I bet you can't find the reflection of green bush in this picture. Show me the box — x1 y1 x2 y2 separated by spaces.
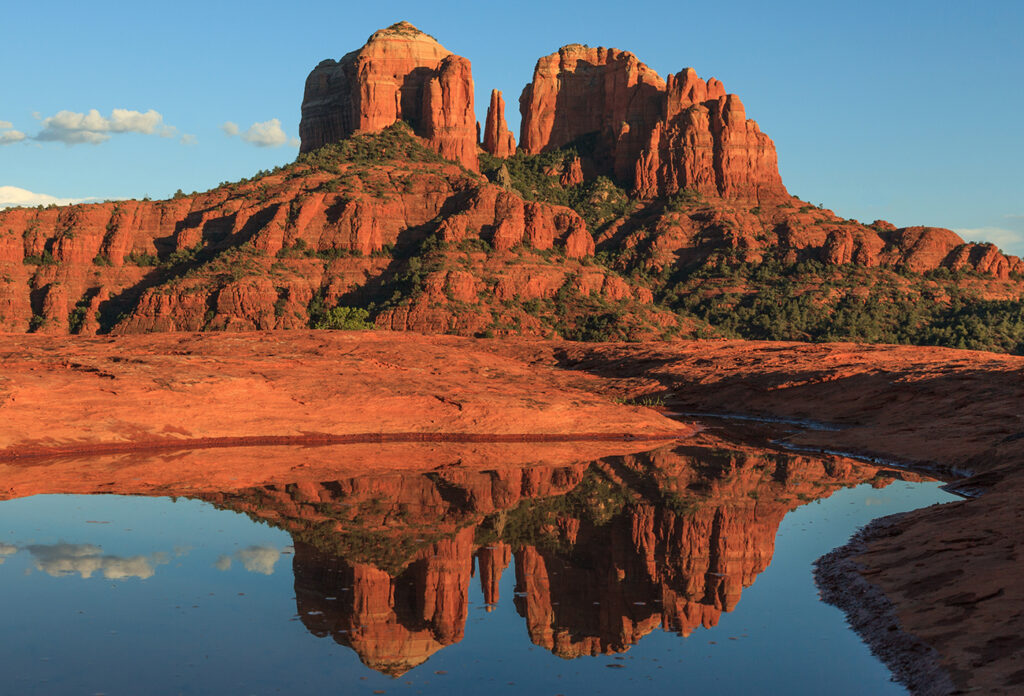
495 468 632 552
291 526 440 576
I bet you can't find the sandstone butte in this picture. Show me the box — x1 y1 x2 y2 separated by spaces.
300 21 478 171
0 21 1021 338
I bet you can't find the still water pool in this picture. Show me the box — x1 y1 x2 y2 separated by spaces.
0 444 959 695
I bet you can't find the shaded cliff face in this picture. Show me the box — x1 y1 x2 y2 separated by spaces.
517 45 787 203
299 22 477 171
201 442 926 672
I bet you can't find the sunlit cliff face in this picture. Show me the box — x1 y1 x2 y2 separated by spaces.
200 442 920 673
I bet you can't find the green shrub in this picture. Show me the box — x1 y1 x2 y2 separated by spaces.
312 305 375 331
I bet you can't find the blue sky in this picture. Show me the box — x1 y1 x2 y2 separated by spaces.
2 0 1022 254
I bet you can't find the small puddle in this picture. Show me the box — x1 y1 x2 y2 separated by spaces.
0 442 958 694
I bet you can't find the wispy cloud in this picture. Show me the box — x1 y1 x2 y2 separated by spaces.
34 108 175 145
953 227 1024 256
0 186 92 209
222 118 298 148
180 133 198 146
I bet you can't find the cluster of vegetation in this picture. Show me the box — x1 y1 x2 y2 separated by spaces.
307 291 376 330
23 250 56 266
664 258 1024 354
294 121 445 175
478 135 633 233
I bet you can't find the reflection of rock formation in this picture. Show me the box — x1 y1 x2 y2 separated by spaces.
202 443 925 672
293 526 475 676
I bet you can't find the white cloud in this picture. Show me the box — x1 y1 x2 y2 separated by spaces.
953 227 1024 257
0 130 25 145
237 545 281 575
180 133 198 146
222 118 296 148
34 108 173 145
0 186 91 209
0 121 12 129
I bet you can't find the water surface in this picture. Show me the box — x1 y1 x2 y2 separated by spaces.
0 443 959 695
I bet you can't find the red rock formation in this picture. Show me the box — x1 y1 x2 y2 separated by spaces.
559 157 584 187
299 22 477 170
482 90 516 158
0 28 1019 340
518 46 788 203
634 75 786 202
519 45 666 182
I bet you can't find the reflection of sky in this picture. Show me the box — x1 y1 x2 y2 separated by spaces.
0 540 289 580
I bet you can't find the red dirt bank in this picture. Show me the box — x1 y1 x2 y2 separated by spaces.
0 331 689 459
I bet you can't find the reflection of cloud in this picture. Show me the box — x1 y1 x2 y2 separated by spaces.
23 543 167 580
213 546 283 574
237 546 281 575
0 543 16 555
